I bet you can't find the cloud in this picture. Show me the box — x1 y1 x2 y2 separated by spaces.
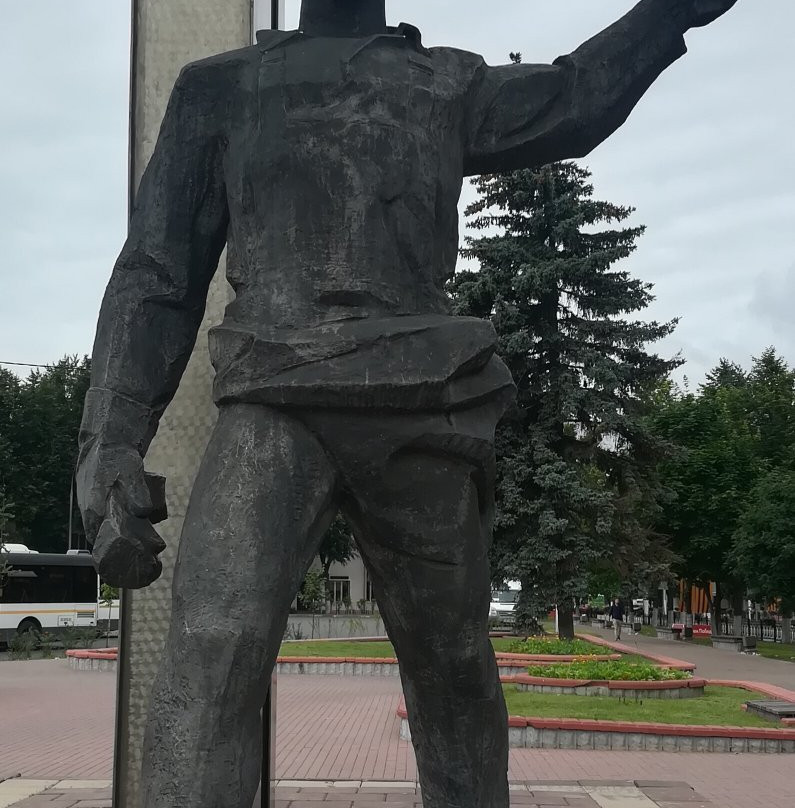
0 0 792 386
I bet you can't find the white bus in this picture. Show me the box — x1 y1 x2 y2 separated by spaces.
0 552 104 643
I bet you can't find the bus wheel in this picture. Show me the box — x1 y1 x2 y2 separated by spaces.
17 618 41 635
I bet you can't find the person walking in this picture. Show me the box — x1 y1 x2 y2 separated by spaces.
609 598 626 641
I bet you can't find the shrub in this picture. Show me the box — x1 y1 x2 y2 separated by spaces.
37 631 56 658
525 659 689 681
62 627 100 649
508 637 602 656
9 631 37 660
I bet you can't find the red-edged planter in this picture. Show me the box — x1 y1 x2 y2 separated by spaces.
66 648 118 671
396 697 795 753
504 673 706 700
275 651 622 677
575 633 696 671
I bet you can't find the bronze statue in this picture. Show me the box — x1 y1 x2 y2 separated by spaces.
77 1 738 805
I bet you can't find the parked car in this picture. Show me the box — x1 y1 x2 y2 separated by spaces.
0 543 38 554
489 581 521 624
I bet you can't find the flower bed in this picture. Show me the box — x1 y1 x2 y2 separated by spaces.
507 637 605 656
525 660 690 682
508 673 705 700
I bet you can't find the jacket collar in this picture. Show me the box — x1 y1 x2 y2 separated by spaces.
256 23 428 56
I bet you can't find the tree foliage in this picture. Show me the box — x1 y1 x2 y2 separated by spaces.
732 468 795 613
654 347 795 618
318 515 358 585
450 158 679 637
0 356 90 552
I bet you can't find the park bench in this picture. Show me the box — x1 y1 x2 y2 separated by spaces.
711 635 744 651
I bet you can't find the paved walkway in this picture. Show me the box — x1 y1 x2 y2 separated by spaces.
0 779 718 808
3 661 795 807
584 625 795 689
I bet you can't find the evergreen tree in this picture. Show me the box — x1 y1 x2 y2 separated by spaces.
451 159 679 638
746 347 795 467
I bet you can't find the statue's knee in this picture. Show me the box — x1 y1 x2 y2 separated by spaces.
173 621 267 667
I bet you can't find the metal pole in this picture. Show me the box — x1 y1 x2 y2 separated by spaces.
67 472 74 551
258 6 280 806
261 675 277 807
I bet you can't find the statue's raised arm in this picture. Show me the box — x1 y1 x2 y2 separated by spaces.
464 0 738 176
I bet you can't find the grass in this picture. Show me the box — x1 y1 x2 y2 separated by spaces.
279 637 519 657
502 685 771 727
279 640 395 657
754 643 795 663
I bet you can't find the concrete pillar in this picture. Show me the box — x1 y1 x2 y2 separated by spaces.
114 3 251 807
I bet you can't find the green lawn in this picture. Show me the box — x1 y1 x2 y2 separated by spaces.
502 685 771 727
280 637 519 657
755 643 795 663
280 640 395 657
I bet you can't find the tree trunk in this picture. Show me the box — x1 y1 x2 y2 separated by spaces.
557 601 575 640
711 581 723 637
514 578 541 636
731 590 745 637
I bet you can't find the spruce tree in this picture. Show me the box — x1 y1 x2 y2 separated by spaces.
451 160 679 638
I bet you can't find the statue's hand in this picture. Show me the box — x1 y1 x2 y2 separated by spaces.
76 442 167 589
675 0 739 30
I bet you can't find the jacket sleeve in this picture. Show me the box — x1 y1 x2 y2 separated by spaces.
80 62 230 457
464 0 688 176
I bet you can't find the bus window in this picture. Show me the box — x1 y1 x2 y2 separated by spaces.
2 570 37 603
74 566 97 603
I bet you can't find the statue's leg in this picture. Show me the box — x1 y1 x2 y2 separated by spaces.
141 403 338 808
343 444 509 808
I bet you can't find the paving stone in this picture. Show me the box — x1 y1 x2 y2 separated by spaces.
348 802 395 808
635 783 693 790
641 789 708 803
291 803 351 808
42 792 108 802
653 803 715 808
349 802 395 808
532 786 586 793
313 802 357 808
72 802 113 808
33 800 84 808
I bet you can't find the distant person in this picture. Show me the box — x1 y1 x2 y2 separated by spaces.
609 598 625 640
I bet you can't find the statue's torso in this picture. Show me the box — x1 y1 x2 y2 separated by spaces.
223 34 469 328
210 33 513 411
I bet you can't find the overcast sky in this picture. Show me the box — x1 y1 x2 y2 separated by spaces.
0 0 792 385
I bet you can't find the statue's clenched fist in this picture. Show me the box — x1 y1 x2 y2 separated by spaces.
672 0 739 30
76 441 167 589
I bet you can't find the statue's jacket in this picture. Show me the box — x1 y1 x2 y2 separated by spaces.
84 3 687 441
